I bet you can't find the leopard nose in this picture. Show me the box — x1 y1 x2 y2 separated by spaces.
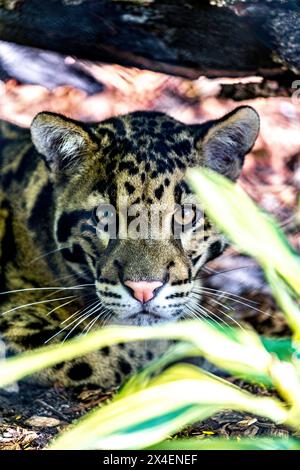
124 280 163 303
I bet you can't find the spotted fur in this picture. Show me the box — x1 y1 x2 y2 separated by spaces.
0 107 259 388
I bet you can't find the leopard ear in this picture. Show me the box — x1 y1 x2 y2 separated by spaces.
30 112 96 173
196 106 260 180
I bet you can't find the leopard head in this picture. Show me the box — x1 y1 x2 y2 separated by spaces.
31 107 259 326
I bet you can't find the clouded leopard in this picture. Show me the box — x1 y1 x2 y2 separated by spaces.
0 106 259 388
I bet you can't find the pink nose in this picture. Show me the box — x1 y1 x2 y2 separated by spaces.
124 280 163 303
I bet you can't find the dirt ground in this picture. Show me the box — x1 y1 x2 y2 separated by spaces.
0 379 292 450
0 64 299 449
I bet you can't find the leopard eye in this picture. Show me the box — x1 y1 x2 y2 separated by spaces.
92 207 114 226
98 209 114 225
174 205 201 227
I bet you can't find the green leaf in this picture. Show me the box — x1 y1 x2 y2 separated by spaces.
261 337 296 361
50 364 287 450
151 437 300 451
265 268 300 339
0 321 273 389
186 169 300 298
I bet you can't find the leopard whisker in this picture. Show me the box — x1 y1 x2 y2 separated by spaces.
101 311 113 327
189 297 230 329
184 304 203 320
201 266 217 274
185 303 225 329
46 297 80 317
0 295 77 317
43 284 94 300
62 302 102 343
81 314 101 335
197 297 245 330
193 285 258 305
194 289 273 322
193 286 265 313
81 306 111 335
204 297 231 311
197 265 257 284
193 287 270 316
46 268 91 284
28 246 66 265
44 301 101 344
60 299 99 325
0 284 95 296
202 295 250 328
186 298 210 322
218 309 244 330
182 304 208 321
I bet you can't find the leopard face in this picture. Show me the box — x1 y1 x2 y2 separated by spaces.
31 107 259 327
